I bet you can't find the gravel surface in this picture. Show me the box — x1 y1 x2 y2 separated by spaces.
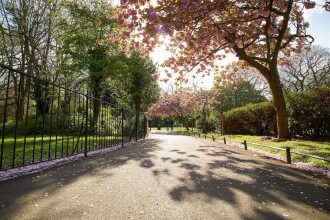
0 134 329 220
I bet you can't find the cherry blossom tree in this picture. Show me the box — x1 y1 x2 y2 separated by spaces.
148 91 198 130
119 0 315 139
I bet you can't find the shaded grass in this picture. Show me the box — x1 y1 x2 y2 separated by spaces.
150 127 190 132
0 134 122 170
172 128 330 169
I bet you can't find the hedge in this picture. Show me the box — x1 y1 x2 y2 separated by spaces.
287 86 330 139
224 86 330 139
224 102 277 136
196 111 219 133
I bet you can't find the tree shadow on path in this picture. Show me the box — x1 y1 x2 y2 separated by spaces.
0 138 162 219
163 143 330 219
0 135 329 220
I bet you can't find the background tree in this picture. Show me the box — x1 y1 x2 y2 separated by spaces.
0 0 162 157
123 51 160 114
213 63 268 112
214 82 267 112
0 0 59 119
58 0 126 126
280 45 330 93
148 91 198 130
193 89 218 133
120 0 314 139
119 51 160 137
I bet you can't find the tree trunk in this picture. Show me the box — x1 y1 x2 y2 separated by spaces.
135 105 141 139
34 81 50 116
135 111 139 140
92 90 101 130
268 67 290 139
184 118 190 131
90 76 103 130
17 76 26 121
170 119 174 131
17 92 26 121
202 103 207 133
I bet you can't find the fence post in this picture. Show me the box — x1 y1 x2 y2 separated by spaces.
121 108 124 147
198 133 200 138
243 140 247 150
286 147 291 164
212 136 215 141
204 135 206 139
84 92 88 157
224 137 226 144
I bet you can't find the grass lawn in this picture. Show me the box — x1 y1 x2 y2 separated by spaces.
150 127 192 132
0 134 123 170
169 127 330 169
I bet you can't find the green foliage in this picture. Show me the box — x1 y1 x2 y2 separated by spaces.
1 103 120 137
224 102 277 135
57 0 126 87
57 1 159 117
57 0 130 128
287 86 330 139
222 85 330 139
196 110 219 133
214 81 267 112
123 52 160 113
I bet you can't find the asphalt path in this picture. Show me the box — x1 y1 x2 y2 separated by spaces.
0 134 329 220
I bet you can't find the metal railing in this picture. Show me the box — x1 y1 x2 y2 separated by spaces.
0 64 147 171
221 137 330 164
179 130 329 165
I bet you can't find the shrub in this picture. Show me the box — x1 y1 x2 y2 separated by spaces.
287 86 330 139
223 86 330 139
1 113 86 136
224 102 277 135
196 111 219 133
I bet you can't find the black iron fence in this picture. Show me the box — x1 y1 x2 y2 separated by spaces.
0 64 147 171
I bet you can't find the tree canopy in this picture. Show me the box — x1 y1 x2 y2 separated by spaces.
122 51 160 113
280 45 330 92
148 90 198 118
119 0 314 139
119 0 311 75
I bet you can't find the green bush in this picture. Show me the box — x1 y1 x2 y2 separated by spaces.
223 86 330 139
196 111 219 133
224 102 277 135
287 86 330 139
1 113 86 136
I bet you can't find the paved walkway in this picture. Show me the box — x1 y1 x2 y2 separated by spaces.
0 134 329 220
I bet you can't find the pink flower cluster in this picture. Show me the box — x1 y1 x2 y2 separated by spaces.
119 0 309 78
148 90 199 118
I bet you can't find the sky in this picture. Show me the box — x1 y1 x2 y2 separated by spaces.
150 1 330 91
